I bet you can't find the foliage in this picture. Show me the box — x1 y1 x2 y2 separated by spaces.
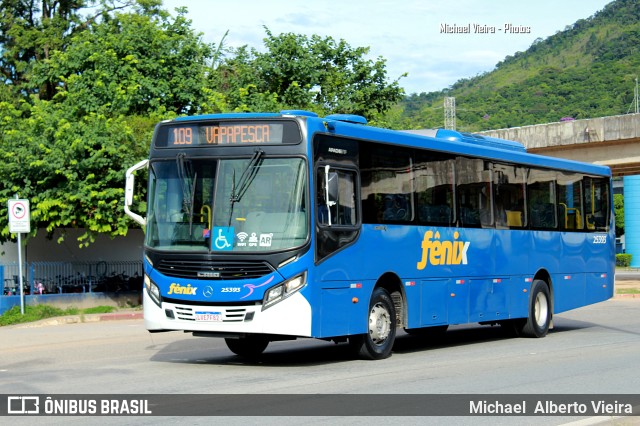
0 98 149 244
0 2 403 245
616 253 632 267
392 0 640 132
0 304 116 326
614 193 624 237
0 0 91 99
617 287 640 294
32 3 212 117
208 28 405 118
0 305 63 326
82 305 117 314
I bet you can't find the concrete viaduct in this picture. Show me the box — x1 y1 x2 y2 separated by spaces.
479 113 640 267
479 113 640 177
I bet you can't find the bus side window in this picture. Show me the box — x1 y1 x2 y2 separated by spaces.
557 173 584 230
584 176 610 231
493 163 526 229
317 166 357 227
359 142 414 225
456 158 492 228
527 168 557 230
415 155 455 226
316 164 359 262
336 171 356 225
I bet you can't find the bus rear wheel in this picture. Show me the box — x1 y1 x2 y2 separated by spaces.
349 287 396 360
224 336 269 358
514 280 551 338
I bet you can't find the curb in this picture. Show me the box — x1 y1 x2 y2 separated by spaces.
614 293 640 299
97 312 144 321
13 310 143 328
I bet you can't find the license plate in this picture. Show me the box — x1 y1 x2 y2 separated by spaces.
195 311 222 322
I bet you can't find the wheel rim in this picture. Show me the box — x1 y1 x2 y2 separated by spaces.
368 302 392 345
534 291 549 328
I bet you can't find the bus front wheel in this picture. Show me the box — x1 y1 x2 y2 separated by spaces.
515 280 552 338
349 287 396 360
225 336 269 358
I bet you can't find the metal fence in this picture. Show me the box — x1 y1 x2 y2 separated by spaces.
1 261 143 295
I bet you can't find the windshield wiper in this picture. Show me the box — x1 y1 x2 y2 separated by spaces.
176 153 197 234
228 149 263 227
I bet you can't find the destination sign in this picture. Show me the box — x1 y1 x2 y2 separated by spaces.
155 120 301 147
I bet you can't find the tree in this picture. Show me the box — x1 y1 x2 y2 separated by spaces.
31 4 211 117
0 5 406 245
209 28 406 119
614 193 624 238
0 99 140 245
0 0 149 100
0 1 211 245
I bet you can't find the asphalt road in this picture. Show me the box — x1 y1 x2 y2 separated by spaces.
615 270 640 281
2 298 639 425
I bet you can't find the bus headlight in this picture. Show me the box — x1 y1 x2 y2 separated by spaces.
145 274 162 307
262 272 307 311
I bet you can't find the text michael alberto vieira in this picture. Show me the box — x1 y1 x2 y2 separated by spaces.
469 399 633 415
440 23 531 34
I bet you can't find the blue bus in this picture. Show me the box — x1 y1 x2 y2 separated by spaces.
124 110 614 360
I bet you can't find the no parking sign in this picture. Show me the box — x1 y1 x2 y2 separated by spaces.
8 198 30 233
7 197 30 314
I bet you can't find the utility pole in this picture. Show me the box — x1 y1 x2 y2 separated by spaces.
635 77 639 114
444 97 456 130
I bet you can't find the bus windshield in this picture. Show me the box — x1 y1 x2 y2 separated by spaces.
145 157 308 252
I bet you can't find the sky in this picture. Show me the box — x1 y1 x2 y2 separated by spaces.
163 0 613 95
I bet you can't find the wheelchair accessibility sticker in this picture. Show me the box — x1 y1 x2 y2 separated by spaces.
213 227 234 251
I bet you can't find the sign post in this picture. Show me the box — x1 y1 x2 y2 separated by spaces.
8 196 30 315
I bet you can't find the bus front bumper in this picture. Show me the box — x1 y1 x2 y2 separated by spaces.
143 291 313 337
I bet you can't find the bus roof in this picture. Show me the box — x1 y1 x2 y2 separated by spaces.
167 111 612 178
313 113 612 178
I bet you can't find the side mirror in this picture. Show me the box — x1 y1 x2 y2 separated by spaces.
323 165 339 226
327 172 339 205
124 159 149 226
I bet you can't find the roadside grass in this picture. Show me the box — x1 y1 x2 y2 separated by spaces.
615 266 640 294
616 267 640 271
617 288 640 295
0 305 117 327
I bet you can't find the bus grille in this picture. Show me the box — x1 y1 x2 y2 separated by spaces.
156 259 273 280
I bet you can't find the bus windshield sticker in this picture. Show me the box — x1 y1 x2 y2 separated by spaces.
259 233 273 247
212 227 235 251
236 231 249 247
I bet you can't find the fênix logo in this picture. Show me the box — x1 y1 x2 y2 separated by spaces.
417 230 470 270
168 283 197 295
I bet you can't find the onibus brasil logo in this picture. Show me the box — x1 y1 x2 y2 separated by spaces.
417 230 470 270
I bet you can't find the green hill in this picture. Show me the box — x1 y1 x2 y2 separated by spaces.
397 0 640 132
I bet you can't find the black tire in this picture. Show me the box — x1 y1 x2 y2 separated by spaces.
515 279 552 338
224 336 269 358
349 287 397 360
